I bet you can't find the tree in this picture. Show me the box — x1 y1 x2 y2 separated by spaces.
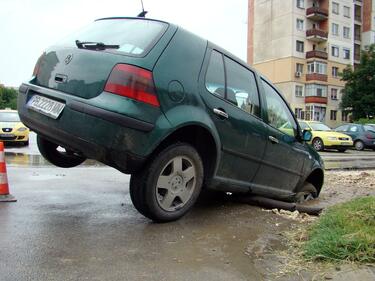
0 85 18 109
341 44 375 120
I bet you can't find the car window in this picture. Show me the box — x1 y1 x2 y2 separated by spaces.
349 126 358 132
261 79 297 137
224 57 260 117
336 125 349 131
0 112 20 122
205 50 225 98
309 123 331 131
364 125 375 132
57 19 168 57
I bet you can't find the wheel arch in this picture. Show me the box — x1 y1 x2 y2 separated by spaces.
147 123 220 184
303 168 324 196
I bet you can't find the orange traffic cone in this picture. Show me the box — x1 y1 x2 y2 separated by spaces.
0 142 16 202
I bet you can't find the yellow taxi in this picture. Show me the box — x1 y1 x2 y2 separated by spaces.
299 120 353 152
0 109 29 145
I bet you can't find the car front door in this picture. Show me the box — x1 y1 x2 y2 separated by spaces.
251 79 307 196
200 49 268 183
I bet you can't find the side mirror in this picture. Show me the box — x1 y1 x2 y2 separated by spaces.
302 129 312 142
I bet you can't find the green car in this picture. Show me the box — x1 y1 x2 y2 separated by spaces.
18 17 324 222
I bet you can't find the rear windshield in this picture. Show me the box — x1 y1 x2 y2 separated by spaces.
57 18 168 56
0 112 20 122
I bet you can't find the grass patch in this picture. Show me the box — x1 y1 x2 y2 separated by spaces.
304 196 375 263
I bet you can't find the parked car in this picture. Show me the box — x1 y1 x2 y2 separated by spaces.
18 17 324 222
0 109 29 145
298 121 353 152
335 123 375 151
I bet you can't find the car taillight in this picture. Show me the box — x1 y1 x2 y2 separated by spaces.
32 53 44 77
104 64 160 107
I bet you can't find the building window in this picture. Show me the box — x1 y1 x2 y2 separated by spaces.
331 88 338 100
295 85 304 97
331 46 339 57
296 19 304 31
332 2 339 15
296 40 304 53
344 6 350 18
296 0 304 9
332 23 339 36
305 84 327 97
343 27 350 39
342 111 349 122
295 108 305 119
332 67 339 78
307 61 327 74
330 110 337 121
343 48 350 59
296 63 304 73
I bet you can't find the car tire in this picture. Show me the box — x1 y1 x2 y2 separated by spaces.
295 183 318 203
312 138 324 151
23 140 29 146
129 143 204 222
337 148 346 152
354 140 365 151
37 135 86 168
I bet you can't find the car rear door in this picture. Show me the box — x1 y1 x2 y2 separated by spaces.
199 49 267 183
251 79 307 195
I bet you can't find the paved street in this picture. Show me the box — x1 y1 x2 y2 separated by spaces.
1 133 375 281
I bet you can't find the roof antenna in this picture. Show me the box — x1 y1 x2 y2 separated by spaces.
137 0 148 17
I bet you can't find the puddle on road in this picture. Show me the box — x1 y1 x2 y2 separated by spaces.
4 152 103 167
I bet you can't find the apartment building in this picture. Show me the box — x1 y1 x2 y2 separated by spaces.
248 0 374 127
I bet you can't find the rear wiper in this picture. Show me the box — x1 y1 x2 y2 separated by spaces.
75 40 120 50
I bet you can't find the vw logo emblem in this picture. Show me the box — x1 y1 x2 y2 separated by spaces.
64 54 73 65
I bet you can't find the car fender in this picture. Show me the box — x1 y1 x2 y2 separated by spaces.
148 104 222 172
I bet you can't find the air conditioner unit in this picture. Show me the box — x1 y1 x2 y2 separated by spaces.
295 71 302 78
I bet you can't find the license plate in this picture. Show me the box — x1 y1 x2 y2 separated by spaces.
341 142 350 145
27 95 65 119
0 134 14 138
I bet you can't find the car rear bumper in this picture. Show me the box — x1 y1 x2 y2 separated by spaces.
17 83 153 173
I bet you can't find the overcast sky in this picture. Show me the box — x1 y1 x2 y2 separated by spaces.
0 0 248 87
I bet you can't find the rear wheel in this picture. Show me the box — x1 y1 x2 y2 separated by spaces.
312 137 324 151
37 135 86 168
129 143 203 222
295 183 318 203
354 140 365 151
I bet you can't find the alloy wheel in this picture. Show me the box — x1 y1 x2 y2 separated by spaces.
156 156 197 212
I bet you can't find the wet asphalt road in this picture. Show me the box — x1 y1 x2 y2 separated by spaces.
1 133 375 280
1 167 292 281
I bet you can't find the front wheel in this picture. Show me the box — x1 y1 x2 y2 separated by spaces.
130 143 204 222
37 135 86 168
354 140 365 151
295 183 318 203
312 138 324 151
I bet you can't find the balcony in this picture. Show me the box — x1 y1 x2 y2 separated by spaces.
306 50 328 60
306 29 328 42
306 7 328 21
306 73 328 82
305 96 328 104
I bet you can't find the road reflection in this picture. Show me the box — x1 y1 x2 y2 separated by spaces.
5 152 103 167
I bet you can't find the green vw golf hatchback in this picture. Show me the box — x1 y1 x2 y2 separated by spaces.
18 17 324 222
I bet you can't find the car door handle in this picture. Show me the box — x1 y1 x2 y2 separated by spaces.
213 108 229 119
268 135 279 144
